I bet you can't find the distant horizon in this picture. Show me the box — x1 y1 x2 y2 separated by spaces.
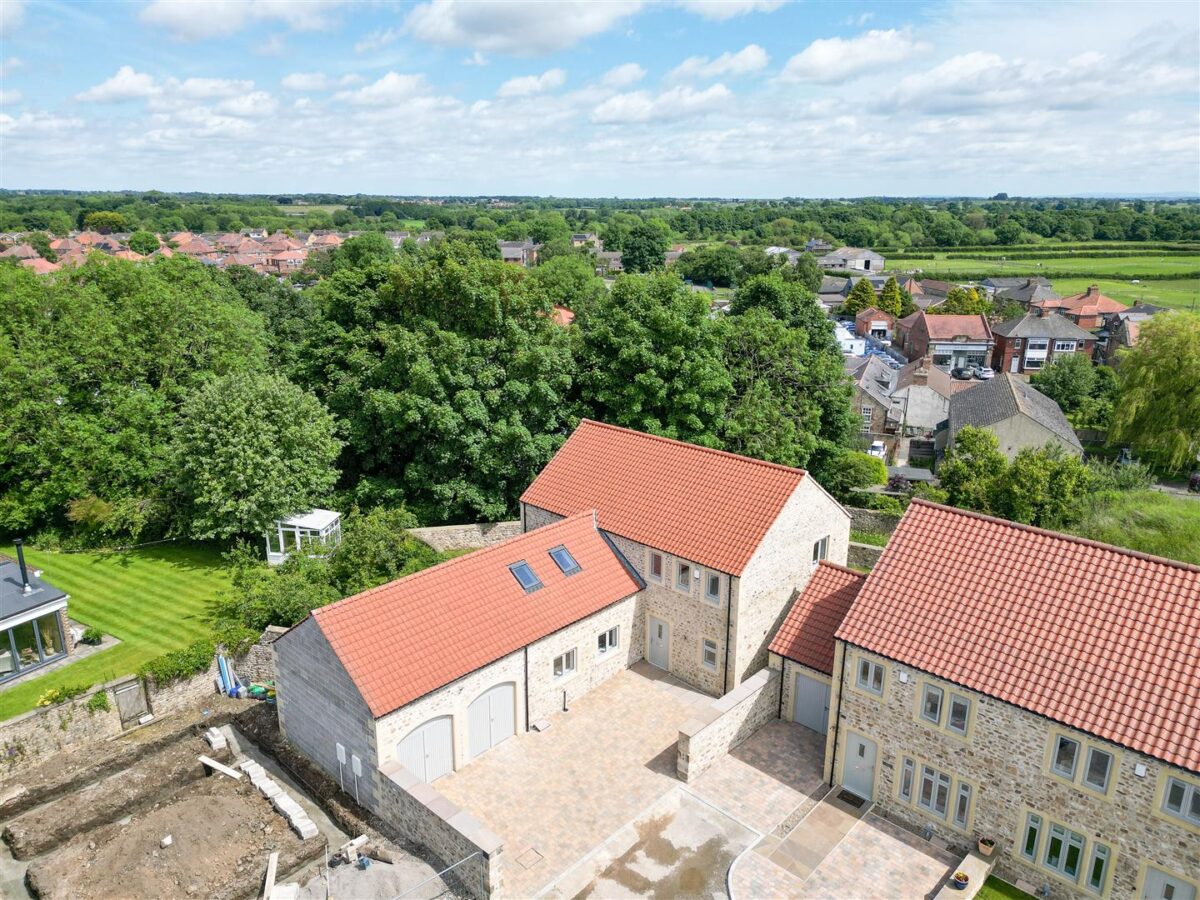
1 0 1197 196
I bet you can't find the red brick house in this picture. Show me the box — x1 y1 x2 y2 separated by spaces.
990 312 1096 374
855 307 895 341
898 312 993 369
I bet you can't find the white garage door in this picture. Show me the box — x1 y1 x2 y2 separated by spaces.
793 671 831 734
468 682 516 760
397 716 454 783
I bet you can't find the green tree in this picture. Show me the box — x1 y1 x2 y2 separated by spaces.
841 277 877 315
1029 353 1115 429
527 253 607 316
675 244 741 287
993 444 1094 528
26 232 57 262
576 272 731 445
1110 313 1200 471
816 450 888 503
171 373 342 539
220 548 342 631
938 426 1009 513
931 287 990 315
620 222 670 273
995 220 1023 244
127 230 160 255
878 276 902 317
82 211 127 233
326 506 440 595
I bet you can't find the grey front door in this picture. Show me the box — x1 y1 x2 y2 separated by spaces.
468 682 515 760
1143 867 1196 900
844 732 877 801
648 617 669 670
793 672 831 734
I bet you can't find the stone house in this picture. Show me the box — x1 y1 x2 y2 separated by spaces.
520 419 851 695
497 239 539 267
890 357 952 435
846 355 898 436
941 373 1082 460
274 511 643 807
1 542 74 684
826 500 1200 900
898 312 993 369
991 312 1096 375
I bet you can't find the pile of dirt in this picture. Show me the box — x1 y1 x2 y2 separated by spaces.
25 774 322 900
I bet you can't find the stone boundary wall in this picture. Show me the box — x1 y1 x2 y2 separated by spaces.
676 667 780 782
0 628 278 778
409 521 522 553
846 506 902 535
847 542 884 571
377 760 503 899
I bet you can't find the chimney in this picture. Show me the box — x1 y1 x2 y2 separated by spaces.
14 538 32 595
1086 285 1099 298
912 356 930 385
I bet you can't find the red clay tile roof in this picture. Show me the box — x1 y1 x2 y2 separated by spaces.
837 500 1200 772
552 304 576 326
1036 285 1127 316
921 313 992 341
521 420 810 575
770 562 866 675
311 511 641 718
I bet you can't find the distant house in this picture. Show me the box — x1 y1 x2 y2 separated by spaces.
991 312 1095 374
847 355 897 435
595 250 623 275
497 239 539 267
664 247 685 265
941 373 1082 460
1100 303 1165 365
901 278 952 311
1 543 73 685
817 276 850 310
986 276 1060 308
890 357 953 434
805 238 833 253
847 274 890 295
1032 284 1127 330
855 307 895 341
835 323 866 356
0 243 38 260
898 311 993 369
551 305 575 327
19 257 61 275
818 247 885 272
764 246 801 265
571 232 601 249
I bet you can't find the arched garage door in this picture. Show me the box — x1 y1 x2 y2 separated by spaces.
468 682 516 760
397 716 454 783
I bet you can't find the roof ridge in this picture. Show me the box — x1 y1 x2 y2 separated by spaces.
906 499 1200 575
577 419 807 478
314 509 599 618
816 559 869 580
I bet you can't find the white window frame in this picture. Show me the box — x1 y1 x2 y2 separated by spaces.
1162 776 1200 827
704 571 721 605
856 658 884 695
597 626 619 656
676 562 691 592
860 406 873 433
701 638 718 671
812 535 829 565
553 648 577 680
648 551 663 582
1053 340 1077 352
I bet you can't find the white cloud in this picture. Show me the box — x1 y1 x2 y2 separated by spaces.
591 83 731 123
497 68 566 98
174 77 253 100
779 28 925 84
354 27 397 53
139 0 344 41
215 91 278 118
257 34 287 56
602 62 646 88
76 66 160 102
673 0 784 21
0 0 24 37
669 44 768 81
463 51 489 66
405 0 642 55
282 72 332 91
843 11 874 27
0 89 22 106
336 71 430 106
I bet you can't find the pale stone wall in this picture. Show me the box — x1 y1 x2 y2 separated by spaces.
376 761 503 899
525 594 641 723
410 521 522 552
274 617 381 811
676 667 780 782
845 507 902 535
986 414 1081 461
847 542 883 571
375 651 527 776
834 644 1200 899
0 683 123 776
731 478 850 685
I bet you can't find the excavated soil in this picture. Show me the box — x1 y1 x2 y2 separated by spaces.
24 774 321 900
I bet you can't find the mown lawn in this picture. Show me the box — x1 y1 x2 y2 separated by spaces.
977 876 1034 900
893 252 1200 278
0 543 231 720
1071 490 1200 565
1050 276 1199 312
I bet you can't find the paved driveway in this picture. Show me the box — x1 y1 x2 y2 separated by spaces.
436 663 714 898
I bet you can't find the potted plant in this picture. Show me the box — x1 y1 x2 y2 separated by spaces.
952 871 970 890
977 836 995 856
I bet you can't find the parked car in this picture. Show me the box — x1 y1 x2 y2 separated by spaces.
950 367 974 380
974 366 995 380
868 441 887 459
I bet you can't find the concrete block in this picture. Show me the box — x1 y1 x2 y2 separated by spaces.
258 779 283 799
271 884 299 900
290 817 319 840
239 759 265 776
272 795 303 817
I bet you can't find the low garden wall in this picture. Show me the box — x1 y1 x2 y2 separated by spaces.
676 667 779 782
377 760 503 899
409 521 521 552
847 542 885 571
846 506 902 535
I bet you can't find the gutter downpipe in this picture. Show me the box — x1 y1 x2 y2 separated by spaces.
523 646 530 732
722 576 734 695
829 641 849 787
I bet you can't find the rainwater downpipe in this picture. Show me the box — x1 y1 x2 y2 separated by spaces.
829 642 849 788
722 575 734 695
523 646 530 732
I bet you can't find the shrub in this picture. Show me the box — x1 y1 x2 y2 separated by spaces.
213 623 259 656
81 626 104 645
87 690 111 714
139 639 215 684
36 683 91 707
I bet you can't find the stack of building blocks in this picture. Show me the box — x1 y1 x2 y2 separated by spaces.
237 758 319 840
203 727 228 752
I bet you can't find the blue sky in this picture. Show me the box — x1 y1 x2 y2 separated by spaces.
2 0 1198 196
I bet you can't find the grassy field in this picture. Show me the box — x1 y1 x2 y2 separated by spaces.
1072 490 1200 564
276 203 348 216
0 543 231 720
893 252 1200 278
1050 277 1199 312
977 876 1034 900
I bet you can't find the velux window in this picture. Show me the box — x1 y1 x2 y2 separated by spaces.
509 561 542 592
549 545 581 576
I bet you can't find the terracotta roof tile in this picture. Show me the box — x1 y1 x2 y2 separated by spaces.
770 562 866 674
521 420 808 575
312 511 640 718
837 500 1200 771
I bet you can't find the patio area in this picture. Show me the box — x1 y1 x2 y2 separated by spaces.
435 662 715 898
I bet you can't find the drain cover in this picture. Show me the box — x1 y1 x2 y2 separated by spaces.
517 848 544 870
837 790 866 808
